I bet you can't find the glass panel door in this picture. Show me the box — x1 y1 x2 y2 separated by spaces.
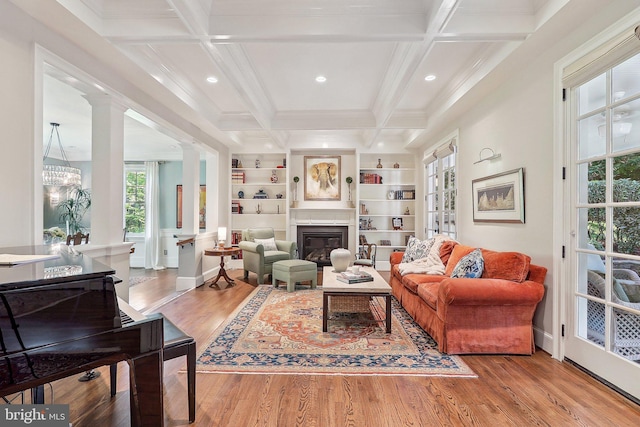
565 52 640 400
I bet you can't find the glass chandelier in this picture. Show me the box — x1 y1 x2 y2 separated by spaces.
43 122 82 187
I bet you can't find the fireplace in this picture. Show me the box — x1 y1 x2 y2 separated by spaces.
297 226 348 267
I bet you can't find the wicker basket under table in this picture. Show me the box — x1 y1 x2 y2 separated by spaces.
329 295 371 313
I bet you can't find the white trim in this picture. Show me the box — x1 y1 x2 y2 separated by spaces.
422 129 458 164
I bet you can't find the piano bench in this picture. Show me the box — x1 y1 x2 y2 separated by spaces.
110 313 196 423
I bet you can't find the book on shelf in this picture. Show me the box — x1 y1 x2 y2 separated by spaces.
336 271 374 284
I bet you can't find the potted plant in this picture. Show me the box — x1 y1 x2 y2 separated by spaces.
346 176 354 207
58 187 91 235
292 176 300 208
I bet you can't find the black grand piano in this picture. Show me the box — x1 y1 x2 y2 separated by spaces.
0 245 164 426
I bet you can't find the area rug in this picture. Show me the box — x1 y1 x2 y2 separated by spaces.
196 285 476 377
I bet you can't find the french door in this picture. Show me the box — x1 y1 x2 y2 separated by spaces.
564 50 640 400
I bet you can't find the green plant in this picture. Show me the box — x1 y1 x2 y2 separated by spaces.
58 187 91 235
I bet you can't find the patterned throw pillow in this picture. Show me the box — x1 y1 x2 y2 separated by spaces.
254 237 278 251
450 248 484 278
401 236 435 263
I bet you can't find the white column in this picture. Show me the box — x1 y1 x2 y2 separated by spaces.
181 144 200 235
84 94 127 246
205 151 220 233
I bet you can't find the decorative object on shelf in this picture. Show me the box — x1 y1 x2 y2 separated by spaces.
43 122 82 187
238 190 244 199
473 147 501 164
232 202 241 214
359 234 368 245
283 158 286 168
330 248 351 273
377 159 383 168
270 170 279 183
379 240 391 246
472 168 525 223
392 217 403 230
393 162 400 168
346 176 354 208
217 226 227 248
275 193 283 199
232 158 239 168
292 176 300 208
255 159 261 168
404 206 410 215
387 190 395 200
253 189 268 199
304 155 340 201
237 160 243 168
255 204 262 214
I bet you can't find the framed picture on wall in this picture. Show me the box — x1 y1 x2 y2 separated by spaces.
472 168 524 223
176 185 206 229
304 156 341 201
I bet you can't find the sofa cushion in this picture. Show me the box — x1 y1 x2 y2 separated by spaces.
401 236 434 263
444 244 476 276
440 240 458 266
481 250 531 282
402 273 444 294
416 282 441 310
451 249 484 278
264 251 291 263
254 237 277 251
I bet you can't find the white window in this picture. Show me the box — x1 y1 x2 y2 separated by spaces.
125 164 146 233
424 139 457 239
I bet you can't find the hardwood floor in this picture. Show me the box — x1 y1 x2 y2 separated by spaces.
7 267 640 426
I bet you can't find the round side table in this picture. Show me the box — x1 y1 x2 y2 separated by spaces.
204 247 242 287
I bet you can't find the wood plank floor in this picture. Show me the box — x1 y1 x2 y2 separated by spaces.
8 267 640 426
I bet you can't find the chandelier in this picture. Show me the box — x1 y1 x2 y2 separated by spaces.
43 122 82 187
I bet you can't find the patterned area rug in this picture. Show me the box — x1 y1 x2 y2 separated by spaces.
196 286 476 377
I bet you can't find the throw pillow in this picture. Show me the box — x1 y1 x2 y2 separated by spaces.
401 236 435 263
450 248 484 279
254 237 277 251
444 244 476 276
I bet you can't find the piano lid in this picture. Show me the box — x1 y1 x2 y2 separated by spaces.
0 245 115 290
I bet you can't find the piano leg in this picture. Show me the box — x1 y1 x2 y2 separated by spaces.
128 350 164 427
31 386 44 404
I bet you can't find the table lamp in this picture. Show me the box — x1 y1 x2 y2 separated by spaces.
218 227 227 248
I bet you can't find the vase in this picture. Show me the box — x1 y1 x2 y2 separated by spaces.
330 248 351 273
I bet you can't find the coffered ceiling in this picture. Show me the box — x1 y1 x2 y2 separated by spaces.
35 0 571 158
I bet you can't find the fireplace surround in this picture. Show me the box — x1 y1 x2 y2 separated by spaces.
297 226 348 268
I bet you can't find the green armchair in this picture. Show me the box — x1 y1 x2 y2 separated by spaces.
239 228 297 284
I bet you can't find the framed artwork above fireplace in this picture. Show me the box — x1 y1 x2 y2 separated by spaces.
304 155 341 201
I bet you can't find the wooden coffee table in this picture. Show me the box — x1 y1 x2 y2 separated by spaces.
322 266 392 333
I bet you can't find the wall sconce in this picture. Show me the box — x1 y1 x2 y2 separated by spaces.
473 148 501 164
217 226 227 248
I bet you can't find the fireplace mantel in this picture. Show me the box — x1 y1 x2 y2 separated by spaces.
289 208 356 256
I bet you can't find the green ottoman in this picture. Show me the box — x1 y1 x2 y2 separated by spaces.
272 260 318 292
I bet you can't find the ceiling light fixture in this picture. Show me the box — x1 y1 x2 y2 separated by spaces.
206 76 218 83
315 75 327 83
424 75 436 81
43 123 82 187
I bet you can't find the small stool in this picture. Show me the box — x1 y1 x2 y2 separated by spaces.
272 260 317 292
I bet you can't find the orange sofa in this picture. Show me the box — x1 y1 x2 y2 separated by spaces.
389 241 547 355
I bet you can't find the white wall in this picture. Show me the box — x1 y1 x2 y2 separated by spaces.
420 1 640 353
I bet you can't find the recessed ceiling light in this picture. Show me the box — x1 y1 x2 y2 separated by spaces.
206 76 218 83
424 75 436 81
315 75 327 83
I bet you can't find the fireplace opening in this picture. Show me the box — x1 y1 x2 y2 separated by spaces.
297 226 348 268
